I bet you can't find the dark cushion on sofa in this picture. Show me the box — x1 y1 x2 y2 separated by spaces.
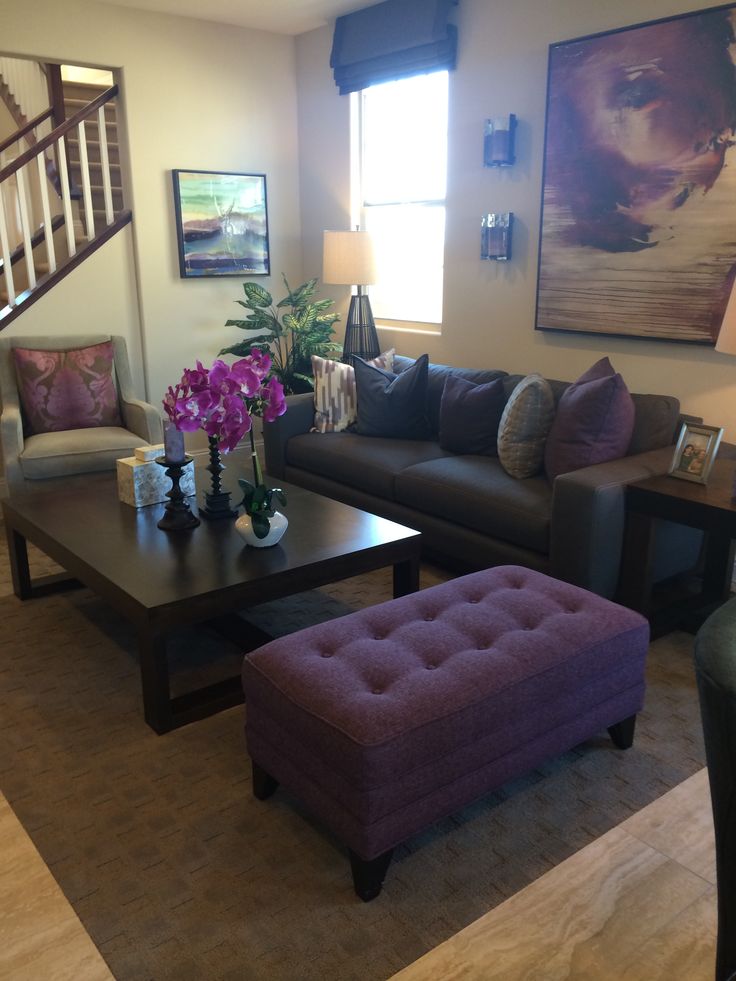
439 375 506 455
355 353 430 439
545 358 635 480
286 431 450 499
395 456 552 553
394 355 507 437
628 394 681 454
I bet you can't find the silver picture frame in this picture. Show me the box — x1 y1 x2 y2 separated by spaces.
668 422 723 485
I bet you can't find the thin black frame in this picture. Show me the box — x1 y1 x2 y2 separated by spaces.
172 169 270 279
534 2 736 346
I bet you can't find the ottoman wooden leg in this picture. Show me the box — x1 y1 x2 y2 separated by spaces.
608 714 637 749
252 761 279 800
349 848 394 902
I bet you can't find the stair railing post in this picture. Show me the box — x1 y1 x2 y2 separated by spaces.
15 165 36 290
56 135 76 259
36 152 56 274
97 105 114 225
0 189 17 305
77 120 95 240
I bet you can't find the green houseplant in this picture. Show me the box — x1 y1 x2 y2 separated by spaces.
220 275 340 395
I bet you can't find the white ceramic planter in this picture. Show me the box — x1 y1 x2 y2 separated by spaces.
235 511 288 548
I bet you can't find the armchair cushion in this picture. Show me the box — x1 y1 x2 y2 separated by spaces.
13 341 122 435
19 426 144 480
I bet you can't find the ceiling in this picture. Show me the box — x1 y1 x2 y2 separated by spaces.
94 0 382 35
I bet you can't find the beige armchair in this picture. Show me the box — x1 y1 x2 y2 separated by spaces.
0 333 163 495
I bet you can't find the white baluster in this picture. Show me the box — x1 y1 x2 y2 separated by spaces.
15 165 36 290
0 190 17 306
98 105 114 225
36 152 56 273
78 120 95 239
57 135 76 258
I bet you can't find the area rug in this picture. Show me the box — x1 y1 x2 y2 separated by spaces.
0 566 706 981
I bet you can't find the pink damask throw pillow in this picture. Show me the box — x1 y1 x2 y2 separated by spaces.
13 341 123 434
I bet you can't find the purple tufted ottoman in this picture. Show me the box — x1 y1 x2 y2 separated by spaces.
241 565 649 900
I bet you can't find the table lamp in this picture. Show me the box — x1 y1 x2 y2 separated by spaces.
323 229 379 364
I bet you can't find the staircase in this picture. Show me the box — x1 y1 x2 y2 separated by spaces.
0 63 131 327
63 80 124 236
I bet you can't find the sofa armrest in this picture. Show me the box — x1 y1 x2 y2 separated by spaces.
550 445 677 599
121 398 163 444
263 393 314 479
0 402 24 494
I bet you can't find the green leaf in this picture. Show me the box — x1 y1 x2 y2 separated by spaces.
237 477 255 512
252 512 271 539
243 283 273 307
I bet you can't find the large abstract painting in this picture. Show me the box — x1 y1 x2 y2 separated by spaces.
172 170 270 278
535 5 736 344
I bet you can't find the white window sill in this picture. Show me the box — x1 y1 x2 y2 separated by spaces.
376 320 442 337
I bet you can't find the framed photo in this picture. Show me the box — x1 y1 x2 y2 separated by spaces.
668 423 723 484
535 6 736 345
172 169 270 278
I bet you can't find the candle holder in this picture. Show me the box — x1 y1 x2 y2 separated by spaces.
156 456 200 531
483 114 516 167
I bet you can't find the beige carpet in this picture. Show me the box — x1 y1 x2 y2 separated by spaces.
0 537 705 980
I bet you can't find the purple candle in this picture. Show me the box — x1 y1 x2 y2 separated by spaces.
164 422 186 464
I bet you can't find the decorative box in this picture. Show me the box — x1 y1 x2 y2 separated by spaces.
116 450 195 508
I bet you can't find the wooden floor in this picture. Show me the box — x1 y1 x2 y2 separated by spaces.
1 770 716 980
393 768 717 980
0 793 113 980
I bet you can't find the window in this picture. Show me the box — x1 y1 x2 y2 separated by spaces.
355 70 449 326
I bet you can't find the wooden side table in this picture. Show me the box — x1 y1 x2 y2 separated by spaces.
619 459 736 635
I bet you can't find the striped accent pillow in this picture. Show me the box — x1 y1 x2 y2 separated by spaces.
312 350 394 433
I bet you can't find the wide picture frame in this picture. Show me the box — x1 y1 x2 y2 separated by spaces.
535 4 736 345
172 169 270 278
668 422 724 484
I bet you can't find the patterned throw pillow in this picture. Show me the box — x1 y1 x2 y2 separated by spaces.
13 341 123 435
497 373 555 478
312 349 394 432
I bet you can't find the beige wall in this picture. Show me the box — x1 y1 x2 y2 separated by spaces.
296 0 736 440
1 0 302 408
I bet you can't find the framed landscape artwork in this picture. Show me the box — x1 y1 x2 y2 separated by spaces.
535 5 736 345
172 170 270 278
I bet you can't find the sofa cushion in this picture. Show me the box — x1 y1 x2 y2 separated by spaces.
311 350 394 433
355 353 430 439
497 374 555 479
545 358 635 480
13 341 122 435
19 426 144 480
629 394 681 454
394 355 507 437
286 431 450 499
395 456 552 553
439 375 506 455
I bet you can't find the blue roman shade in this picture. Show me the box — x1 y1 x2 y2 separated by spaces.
330 0 458 95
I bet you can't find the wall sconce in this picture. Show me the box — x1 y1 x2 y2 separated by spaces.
483 114 516 167
481 213 513 262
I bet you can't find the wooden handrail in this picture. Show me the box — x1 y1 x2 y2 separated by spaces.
0 84 118 183
0 106 53 155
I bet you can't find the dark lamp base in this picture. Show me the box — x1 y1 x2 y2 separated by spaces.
343 292 380 364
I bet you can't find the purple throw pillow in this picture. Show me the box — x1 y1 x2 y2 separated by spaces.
13 341 123 435
439 374 506 455
544 357 634 480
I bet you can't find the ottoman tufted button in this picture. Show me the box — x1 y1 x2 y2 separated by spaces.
426 663 437 670
372 688 382 695
320 651 332 658
424 615 434 622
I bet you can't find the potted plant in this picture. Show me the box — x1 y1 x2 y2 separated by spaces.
219 275 341 395
163 349 288 540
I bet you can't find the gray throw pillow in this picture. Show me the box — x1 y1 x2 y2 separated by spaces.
497 373 555 478
355 353 430 439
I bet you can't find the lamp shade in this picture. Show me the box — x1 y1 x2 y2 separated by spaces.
716 281 736 354
323 230 377 286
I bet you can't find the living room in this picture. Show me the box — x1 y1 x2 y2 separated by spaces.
0 0 734 978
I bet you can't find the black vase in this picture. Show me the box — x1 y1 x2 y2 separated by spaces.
200 436 237 520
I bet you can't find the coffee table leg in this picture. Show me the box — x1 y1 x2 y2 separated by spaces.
138 631 174 734
393 555 420 598
6 525 32 600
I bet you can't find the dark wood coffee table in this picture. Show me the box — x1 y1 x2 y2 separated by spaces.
2 474 421 733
